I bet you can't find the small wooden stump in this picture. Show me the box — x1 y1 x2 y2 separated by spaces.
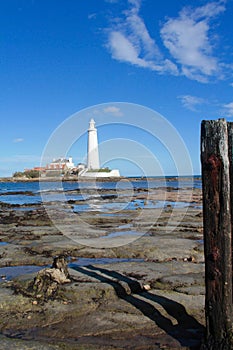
32 255 71 300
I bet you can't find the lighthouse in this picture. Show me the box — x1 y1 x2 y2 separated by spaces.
78 118 120 178
87 118 100 170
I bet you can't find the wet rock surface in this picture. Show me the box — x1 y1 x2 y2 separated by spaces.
0 186 205 349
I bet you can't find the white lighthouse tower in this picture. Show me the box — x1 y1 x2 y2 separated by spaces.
87 118 100 170
78 118 120 178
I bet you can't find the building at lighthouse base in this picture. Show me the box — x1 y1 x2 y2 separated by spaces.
78 168 120 178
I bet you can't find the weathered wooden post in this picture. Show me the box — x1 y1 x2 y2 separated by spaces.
227 123 233 290
201 119 233 349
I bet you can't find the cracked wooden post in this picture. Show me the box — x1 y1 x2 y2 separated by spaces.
201 119 233 349
228 122 233 294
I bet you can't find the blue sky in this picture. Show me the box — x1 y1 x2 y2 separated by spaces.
1 0 233 177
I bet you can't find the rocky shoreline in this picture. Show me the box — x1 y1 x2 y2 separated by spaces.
0 175 201 182
0 185 205 349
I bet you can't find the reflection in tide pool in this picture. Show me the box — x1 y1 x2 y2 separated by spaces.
0 265 44 282
73 199 190 213
103 231 144 239
0 194 41 205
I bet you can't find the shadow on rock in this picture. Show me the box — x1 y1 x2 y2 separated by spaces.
73 265 204 350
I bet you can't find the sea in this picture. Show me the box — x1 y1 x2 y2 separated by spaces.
0 176 201 206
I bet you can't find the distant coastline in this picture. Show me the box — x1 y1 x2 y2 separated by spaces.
0 175 202 183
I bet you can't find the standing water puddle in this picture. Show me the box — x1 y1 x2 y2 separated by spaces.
103 231 144 239
0 258 144 282
0 265 44 282
73 199 191 213
0 242 9 246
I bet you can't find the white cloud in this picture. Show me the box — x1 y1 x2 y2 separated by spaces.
108 31 160 70
13 138 24 143
106 0 178 75
88 13 96 20
103 106 123 116
161 1 226 82
106 0 228 82
183 1 226 20
222 102 233 117
178 95 206 111
128 0 141 10
105 0 119 3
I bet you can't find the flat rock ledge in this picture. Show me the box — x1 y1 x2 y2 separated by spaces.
0 258 205 350
0 189 205 349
